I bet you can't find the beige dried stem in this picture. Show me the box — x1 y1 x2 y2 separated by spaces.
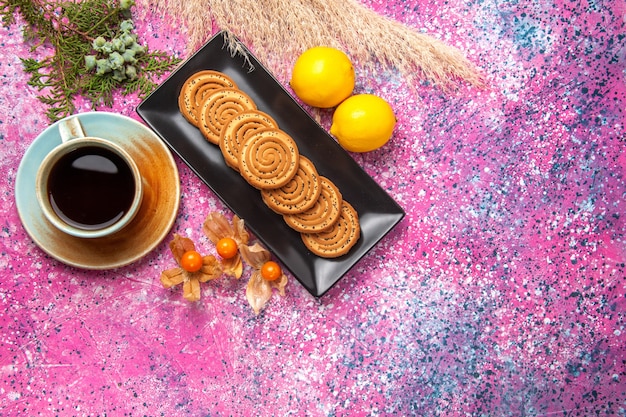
147 0 484 89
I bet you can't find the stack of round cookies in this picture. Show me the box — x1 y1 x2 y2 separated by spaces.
178 70 360 258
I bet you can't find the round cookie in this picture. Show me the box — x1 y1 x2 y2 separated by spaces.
261 156 321 214
301 201 360 258
282 177 342 233
178 70 238 127
198 88 257 144
219 110 278 171
238 128 300 190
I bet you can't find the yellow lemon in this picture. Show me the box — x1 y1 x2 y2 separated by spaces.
290 46 355 108
330 94 396 152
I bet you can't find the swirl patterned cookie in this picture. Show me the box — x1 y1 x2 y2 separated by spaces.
238 128 300 189
219 110 278 171
198 88 257 144
301 201 360 258
261 156 321 214
282 177 342 233
178 70 238 127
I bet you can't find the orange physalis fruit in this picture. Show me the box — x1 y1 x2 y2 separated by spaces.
261 261 282 281
216 237 238 259
180 250 203 272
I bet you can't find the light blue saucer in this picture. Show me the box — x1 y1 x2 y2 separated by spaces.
15 112 180 269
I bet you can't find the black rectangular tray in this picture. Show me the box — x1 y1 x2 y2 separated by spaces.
137 31 405 297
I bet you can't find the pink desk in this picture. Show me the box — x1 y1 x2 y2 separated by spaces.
1 0 624 415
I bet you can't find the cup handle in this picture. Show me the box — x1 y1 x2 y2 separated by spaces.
58 116 86 142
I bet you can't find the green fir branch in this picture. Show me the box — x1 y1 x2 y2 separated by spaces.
1 0 181 121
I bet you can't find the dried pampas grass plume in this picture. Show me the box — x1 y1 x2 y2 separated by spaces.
147 0 484 89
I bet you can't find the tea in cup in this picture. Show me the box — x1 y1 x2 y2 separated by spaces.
35 116 143 239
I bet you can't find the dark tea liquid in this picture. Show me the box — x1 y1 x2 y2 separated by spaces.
47 146 136 231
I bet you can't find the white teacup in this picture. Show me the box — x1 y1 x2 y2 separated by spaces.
35 116 144 239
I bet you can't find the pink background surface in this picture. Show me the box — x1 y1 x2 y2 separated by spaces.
1 0 625 415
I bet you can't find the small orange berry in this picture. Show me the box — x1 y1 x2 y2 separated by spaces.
180 250 203 272
216 237 238 259
261 261 282 281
